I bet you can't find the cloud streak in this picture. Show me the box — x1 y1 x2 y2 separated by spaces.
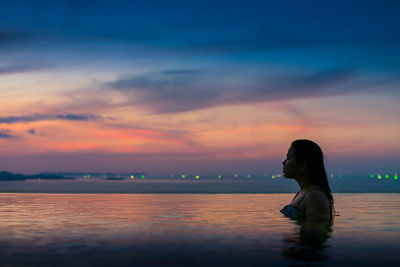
0 129 15 138
0 113 102 124
0 63 49 74
105 68 357 113
27 129 36 135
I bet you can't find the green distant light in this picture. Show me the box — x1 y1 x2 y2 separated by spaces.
141 174 146 179
217 174 222 179
385 174 389 179
338 174 343 178
370 174 374 178
181 174 186 179
246 174 251 179
378 174 382 179
394 174 398 180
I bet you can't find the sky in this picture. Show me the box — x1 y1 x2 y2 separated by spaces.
0 0 399 176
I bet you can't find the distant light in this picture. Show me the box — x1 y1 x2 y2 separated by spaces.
181 174 186 179
370 174 374 178
264 173 268 177
330 174 334 178
246 174 251 179
170 174 174 178
385 174 389 179
394 174 398 180
277 174 281 178
218 174 222 179
83 175 86 179
234 174 238 178
338 174 343 178
195 175 200 179
378 174 382 179
87 175 90 178
272 175 276 179
130 175 134 179
141 174 146 179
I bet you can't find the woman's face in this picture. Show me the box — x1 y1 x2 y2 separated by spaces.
282 147 302 178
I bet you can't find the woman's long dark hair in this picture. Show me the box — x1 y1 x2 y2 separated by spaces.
291 139 335 217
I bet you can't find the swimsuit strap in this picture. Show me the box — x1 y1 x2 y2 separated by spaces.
295 192 307 206
291 191 301 202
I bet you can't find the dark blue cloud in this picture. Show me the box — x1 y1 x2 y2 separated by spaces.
0 30 27 44
106 68 358 113
0 129 15 138
0 63 49 74
0 113 101 124
27 129 36 135
0 133 13 138
56 114 99 121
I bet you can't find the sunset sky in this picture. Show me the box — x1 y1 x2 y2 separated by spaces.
1 0 399 175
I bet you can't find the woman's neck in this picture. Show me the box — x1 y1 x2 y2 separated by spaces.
296 175 318 191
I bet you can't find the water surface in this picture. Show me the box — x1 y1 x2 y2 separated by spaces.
0 193 399 266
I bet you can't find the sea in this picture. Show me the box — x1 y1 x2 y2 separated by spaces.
0 193 399 266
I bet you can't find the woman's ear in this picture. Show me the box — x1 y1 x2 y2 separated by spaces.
300 162 308 173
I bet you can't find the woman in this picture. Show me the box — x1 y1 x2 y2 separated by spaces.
280 139 334 220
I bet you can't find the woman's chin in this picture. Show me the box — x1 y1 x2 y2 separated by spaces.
283 174 293 179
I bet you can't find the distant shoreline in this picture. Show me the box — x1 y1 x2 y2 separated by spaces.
0 171 74 181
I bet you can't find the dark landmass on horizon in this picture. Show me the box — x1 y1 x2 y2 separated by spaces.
0 171 75 181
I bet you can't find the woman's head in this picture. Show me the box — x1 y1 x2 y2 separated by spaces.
283 139 334 212
288 139 326 182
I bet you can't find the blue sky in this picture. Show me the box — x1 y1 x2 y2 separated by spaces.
0 0 399 176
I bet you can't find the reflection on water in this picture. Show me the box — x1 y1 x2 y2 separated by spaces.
0 193 399 266
283 219 332 263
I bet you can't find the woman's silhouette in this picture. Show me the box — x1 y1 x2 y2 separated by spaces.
280 139 334 221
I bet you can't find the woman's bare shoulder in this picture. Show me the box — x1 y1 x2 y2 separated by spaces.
306 189 329 201
301 189 330 218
